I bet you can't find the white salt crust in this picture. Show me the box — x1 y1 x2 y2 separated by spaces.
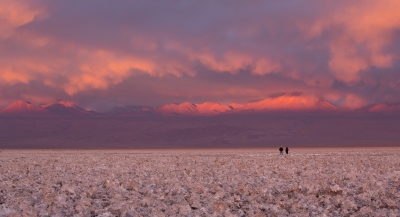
0 149 399 216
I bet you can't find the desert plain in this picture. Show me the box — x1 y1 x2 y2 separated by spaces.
0 148 399 217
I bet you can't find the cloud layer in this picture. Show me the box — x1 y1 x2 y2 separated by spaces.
1 0 400 109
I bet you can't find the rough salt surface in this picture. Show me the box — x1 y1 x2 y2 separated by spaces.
0 148 399 217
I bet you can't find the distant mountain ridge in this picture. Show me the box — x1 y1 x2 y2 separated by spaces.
0 100 50 115
230 95 338 112
368 104 400 113
40 101 96 116
1 95 400 116
154 94 339 115
0 100 96 116
156 102 233 115
106 105 153 115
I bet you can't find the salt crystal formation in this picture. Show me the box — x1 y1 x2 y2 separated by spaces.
0 149 399 216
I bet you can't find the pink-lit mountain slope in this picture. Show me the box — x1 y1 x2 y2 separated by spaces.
196 102 234 115
106 105 154 115
0 101 50 115
156 102 233 115
40 101 95 116
368 104 400 113
231 94 338 112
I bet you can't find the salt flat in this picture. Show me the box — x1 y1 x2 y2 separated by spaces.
0 148 399 217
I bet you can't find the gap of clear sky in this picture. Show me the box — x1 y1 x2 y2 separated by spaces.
1 1 400 111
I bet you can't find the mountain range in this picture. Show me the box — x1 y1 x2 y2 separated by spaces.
40 101 97 116
0 94 399 116
156 102 233 115
0 101 50 115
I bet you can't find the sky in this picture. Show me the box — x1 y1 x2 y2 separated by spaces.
1 0 400 110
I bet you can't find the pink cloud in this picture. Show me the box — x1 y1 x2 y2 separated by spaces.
0 1 400 109
0 0 47 38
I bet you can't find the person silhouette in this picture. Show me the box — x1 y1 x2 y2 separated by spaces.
279 147 283 155
285 147 289 155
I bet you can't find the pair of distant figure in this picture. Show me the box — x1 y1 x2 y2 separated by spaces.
279 147 289 155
